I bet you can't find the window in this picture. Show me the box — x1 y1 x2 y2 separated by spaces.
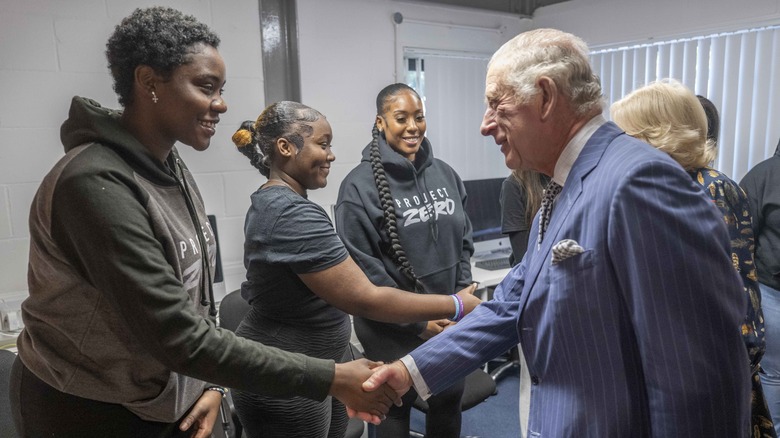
405 57 425 98
591 25 780 180
403 50 509 181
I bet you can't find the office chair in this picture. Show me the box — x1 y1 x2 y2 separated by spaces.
0 349 20 438
217 290 367 438
409 367 496 438
218 289 250 333
489 345 522 382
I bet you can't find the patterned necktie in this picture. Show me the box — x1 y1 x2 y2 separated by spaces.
537 180 563 246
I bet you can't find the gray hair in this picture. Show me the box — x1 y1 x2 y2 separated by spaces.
489 28 603 116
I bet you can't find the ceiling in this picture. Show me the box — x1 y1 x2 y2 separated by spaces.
400 0 571 17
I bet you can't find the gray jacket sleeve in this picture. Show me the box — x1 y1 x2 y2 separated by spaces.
51 161 334 401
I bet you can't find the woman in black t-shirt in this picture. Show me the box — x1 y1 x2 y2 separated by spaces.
230 101 480 438
500 169 549 266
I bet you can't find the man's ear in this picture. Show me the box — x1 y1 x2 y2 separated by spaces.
276 137 296 158
536 76 558 121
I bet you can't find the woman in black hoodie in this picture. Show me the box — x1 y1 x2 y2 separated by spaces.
336 84 475 438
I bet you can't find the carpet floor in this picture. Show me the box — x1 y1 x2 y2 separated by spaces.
409 368 521 438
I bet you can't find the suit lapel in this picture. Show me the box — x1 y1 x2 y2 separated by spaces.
518 122 624 310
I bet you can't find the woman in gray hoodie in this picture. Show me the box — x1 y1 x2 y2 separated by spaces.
11 7 397 437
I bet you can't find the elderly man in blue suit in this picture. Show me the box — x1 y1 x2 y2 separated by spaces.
350 28 751 437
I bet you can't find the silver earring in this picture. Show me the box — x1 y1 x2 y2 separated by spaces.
151 91 159 104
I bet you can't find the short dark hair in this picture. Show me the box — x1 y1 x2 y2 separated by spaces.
106 7 220 107
696 95 720 144
232 101 323 178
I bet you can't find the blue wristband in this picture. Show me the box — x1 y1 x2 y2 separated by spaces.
449 294 464 322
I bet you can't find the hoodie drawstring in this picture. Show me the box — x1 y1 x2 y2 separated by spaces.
169 156 217 318
412 167 439 243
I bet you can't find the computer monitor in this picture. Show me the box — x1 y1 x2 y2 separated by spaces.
463 177 511 256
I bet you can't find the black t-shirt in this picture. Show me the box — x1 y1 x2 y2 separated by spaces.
499 174 549 266
500 176 531 266
500 176 530 235
241 186 349 328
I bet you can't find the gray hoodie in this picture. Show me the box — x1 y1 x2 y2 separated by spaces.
18 96 335 422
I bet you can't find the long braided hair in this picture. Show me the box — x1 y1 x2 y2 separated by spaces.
512 169 548 225
370 83 426 293
231 101 322 177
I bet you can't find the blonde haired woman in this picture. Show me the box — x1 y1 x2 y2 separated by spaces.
611 79 773 438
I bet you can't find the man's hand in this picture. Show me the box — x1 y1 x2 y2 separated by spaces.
347 361 414 422
330 358 400 425
418 319 455 340
179 389 222 438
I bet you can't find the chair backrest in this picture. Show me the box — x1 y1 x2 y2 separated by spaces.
218 289 251 333
0 349 20 437
413 367 496 413
215 291 251 438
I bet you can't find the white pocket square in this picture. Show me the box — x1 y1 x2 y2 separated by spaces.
551 239 585 264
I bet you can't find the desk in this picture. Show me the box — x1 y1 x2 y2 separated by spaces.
471 262 511 299
0 331 19 353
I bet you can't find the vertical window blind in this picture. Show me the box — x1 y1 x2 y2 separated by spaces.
591 25 780 181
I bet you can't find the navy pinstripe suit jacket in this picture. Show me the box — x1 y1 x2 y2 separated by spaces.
410 122 751 437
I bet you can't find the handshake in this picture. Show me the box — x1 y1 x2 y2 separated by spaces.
330 358 413 424
329 281 481 424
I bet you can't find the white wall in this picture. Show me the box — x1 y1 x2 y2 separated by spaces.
295 0 529 209
0 0 265 303
0 0 527 304
2 0 777 304
533 0 780 48
532 0 780 182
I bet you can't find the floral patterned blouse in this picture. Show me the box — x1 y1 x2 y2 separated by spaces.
691 167 765 369
693 168 774 437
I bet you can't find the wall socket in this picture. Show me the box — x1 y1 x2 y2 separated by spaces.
0 296 25 333
0 308 23 332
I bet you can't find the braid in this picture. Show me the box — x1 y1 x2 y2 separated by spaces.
369 123 425 293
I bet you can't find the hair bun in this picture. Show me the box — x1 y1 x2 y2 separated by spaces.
232 129 253 147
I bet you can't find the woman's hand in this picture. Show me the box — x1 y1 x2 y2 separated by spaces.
331 358 402 424
179 389 223 438
347 360 414 423
456 282 482 316
418 319 455 340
